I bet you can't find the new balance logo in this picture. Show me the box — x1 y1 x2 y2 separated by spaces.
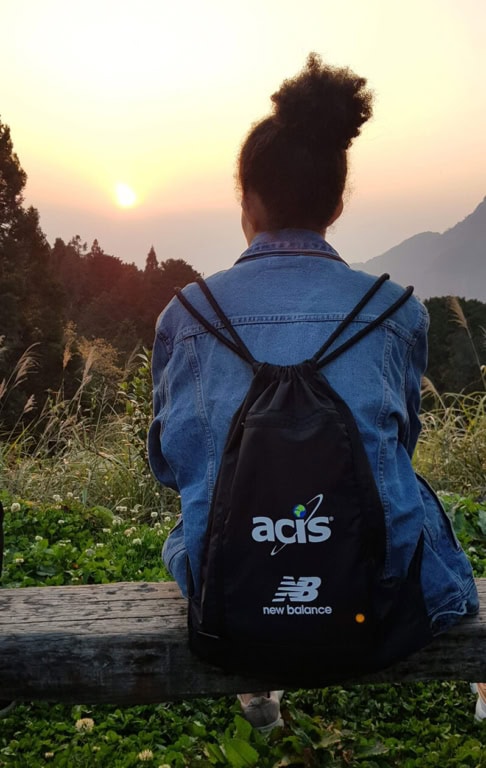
262 575 332 616
272 576 321 603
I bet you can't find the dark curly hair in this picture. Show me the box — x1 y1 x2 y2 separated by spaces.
237 53 373 231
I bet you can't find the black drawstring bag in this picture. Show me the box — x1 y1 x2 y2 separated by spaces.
175 274 432 685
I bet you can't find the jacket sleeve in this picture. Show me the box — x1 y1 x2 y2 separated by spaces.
404 303 429 457
147 330 179 491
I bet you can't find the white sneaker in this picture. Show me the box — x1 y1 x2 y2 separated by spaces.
470 683 486 721
238 690 284 733
0 701 16 719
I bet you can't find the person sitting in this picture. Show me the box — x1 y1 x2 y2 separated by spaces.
148 54 479 730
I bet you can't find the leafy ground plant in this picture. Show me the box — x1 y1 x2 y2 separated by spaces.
0 493 485 766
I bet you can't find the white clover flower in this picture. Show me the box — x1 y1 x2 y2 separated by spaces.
85 548 95 556
66 492 74 499
35 535 43 542
14 557 24 564
150 511 158 519
115 505 128 513
75 717 94 732
164 516 171 522
124 527 136 537
53 494 62 503
132 538 142 546
153 522 161 529
44 752 54 758
95 543 104 548
102 528 111 533
112 516 122 526
137 749 153 761
57 519 65 525
10 502 20 513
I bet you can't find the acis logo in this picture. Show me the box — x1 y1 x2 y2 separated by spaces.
251 494 333 555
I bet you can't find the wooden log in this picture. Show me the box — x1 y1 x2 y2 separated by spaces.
0 579 484 705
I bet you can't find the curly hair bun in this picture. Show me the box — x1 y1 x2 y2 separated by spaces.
271 52 373 150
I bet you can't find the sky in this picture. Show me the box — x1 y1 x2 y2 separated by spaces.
2 0 485 276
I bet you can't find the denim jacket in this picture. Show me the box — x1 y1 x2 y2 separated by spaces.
148 230 478 632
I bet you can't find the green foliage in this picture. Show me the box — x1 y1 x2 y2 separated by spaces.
0 681 485 766
0 493 173 587
439 494 486 577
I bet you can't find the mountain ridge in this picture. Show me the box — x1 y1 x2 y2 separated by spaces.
353 197 486 300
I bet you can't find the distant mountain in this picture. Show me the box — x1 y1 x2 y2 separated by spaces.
353 197 486 300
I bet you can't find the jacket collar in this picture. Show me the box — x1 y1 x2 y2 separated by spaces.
235 229 346 265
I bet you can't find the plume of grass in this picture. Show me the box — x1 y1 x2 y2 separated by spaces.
447 296 485 390
0 344 40 417
421 375 446 409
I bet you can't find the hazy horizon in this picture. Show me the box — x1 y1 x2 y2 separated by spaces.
3 0 485 276
34 192 484 276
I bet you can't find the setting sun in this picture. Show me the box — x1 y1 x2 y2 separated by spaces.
115 183 137 208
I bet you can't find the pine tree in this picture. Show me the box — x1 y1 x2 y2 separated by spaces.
145 245 158 272
0 118 65 428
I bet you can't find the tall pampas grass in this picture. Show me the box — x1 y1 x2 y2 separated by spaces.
0 343 39 416
447 296 485 390
415 391 486 498
0 343 169 518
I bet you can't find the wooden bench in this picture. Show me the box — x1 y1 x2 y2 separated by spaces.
0 579 484 705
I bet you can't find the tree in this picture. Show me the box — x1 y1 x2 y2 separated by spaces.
0 118 65 429
0 120 26 246
144 245 158 273
159 257 199 290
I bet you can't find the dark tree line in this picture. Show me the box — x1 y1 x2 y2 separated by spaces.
50 238 199 356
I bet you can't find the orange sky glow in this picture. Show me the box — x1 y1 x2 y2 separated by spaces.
2 0 485 274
